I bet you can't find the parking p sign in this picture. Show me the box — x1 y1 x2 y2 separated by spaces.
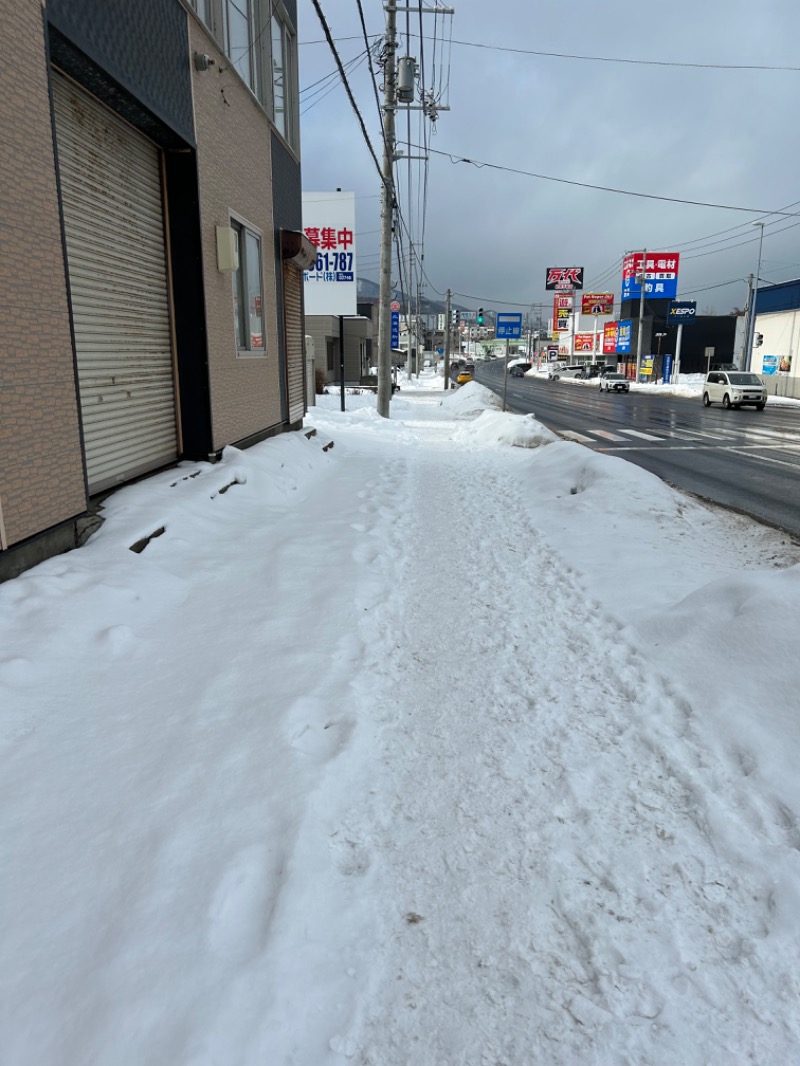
496 312 523 339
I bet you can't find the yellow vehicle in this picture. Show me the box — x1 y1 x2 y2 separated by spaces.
456 369 473 385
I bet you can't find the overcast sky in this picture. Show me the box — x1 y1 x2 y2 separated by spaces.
297 1 800 317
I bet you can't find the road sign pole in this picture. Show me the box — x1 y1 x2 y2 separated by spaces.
502 338 510 411
674 323 683 381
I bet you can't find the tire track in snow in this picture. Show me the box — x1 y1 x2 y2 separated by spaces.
344 431 800 1065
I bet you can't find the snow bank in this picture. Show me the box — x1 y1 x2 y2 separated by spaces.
440 379 502 417
453 409 559 448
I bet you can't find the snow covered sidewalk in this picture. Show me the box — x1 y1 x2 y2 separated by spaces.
1 377 799 1065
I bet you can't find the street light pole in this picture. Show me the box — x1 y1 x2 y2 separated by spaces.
744 222 765 372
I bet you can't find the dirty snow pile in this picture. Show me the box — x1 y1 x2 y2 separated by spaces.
1 373 799 1065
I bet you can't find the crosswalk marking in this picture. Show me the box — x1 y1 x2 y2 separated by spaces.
558 425 800 451
620 429 665 441
592 429 630 442
561 430 595 443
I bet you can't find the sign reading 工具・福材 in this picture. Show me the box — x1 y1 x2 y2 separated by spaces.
302 191 357 316
621 252 680 301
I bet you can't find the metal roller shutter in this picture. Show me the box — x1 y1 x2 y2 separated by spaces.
52 74 178 493
283 263 305 423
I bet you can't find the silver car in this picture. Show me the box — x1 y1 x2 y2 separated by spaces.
550 364 585 381
702 371 766 410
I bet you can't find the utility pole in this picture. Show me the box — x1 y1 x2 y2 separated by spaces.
741 273 754 369
635 248 647 381
376 0 398 418
443 289 452 389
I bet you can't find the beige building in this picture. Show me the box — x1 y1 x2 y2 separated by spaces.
1 0 312 580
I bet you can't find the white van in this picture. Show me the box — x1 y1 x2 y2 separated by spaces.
549 364 585 381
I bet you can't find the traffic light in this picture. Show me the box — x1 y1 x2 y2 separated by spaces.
452 308 458 324
477 307 484 325
754 332 764 347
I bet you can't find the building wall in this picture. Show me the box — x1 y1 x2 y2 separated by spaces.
305 316 371 383
189 16 283 450
47 0 194 147
752 308 800 399
0 2 86 550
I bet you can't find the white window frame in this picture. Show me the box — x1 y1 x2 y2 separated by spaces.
230 216 266 357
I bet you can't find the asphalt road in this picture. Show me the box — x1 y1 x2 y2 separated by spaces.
475 360 800 538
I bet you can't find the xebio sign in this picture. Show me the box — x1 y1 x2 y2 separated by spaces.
667 300 697 323
545 266 584 291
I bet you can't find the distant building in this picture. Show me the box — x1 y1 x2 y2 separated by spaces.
617 297 740 377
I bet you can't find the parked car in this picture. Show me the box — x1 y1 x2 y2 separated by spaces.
598 373 630 393
579 364 606 380
702 371 766 410
509 363 529 378
549 364 585 381
547 362 566 380
597 365 621 379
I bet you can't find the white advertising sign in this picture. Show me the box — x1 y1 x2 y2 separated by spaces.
302 191 357 316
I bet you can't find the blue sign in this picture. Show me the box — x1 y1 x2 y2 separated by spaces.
622 275 680 301
621 253 680 302
762 353 778 375
390 311 400 348
496 312 523 339
662 354 674 382
667 300 697 324
616 319 632 354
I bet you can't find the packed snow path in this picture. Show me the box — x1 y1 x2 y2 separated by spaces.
332 412 799 1065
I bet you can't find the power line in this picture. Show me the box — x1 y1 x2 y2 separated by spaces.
307 0 385 187
301 34 800 72
300 51 370 114
300 47 368 94
441 38 800 73
354 0 384 128
413 143 800 216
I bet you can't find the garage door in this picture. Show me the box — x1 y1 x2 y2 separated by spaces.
52 73 178 493
283 263 305 424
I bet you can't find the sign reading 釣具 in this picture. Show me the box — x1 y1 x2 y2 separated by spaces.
621 252 680 301
581 292 614 316
302 191 357 316
545 266 584 291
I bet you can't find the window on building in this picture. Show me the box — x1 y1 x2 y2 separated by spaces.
189 0 298 149
271 12 294 142
231 219 264 354
326 341 335 373
225 0 254 90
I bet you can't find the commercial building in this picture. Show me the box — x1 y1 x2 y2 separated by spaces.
750 279 800 399
1 0 312 580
